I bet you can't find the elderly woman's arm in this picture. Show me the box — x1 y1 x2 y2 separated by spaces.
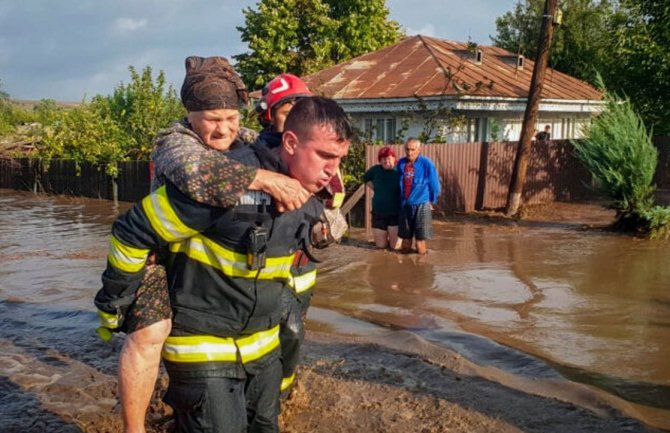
152 124 310 210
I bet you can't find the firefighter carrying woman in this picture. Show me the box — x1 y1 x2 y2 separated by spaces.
94 56 350 433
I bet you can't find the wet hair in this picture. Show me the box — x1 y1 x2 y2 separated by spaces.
283 96 353 142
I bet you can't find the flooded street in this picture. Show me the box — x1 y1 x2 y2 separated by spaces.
1 188 669 432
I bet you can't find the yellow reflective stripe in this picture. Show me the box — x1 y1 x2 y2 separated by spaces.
162 336 237 362
162 325 280 364
107 235 150 273
142 186 198 242
98 309 120 328
331 191 345 209
280 373 296 391
169 235 294 279
237 326 281 362
287 269 317 294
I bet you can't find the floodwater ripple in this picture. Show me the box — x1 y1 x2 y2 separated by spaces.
1 189 669 430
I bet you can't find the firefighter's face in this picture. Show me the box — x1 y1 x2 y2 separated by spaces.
283 123 350 193
188 109 240 151
271 100 296 133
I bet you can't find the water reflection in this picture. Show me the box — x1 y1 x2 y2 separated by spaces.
316 219 670 427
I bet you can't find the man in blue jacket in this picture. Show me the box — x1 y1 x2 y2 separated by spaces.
397 137 441 255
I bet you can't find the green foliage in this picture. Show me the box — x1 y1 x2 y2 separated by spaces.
493 1 543 60
95 66 184 158
35 65 185 174
39 104 133 176
234 0 403 90
324 0 402 64
490 118 501 142
494 0 617 82
641 206 670 239
493 0 670 135
572 81 670 236
0 100 37 136
602 0 670 135
414 96 466 144
32 99 62 125
340 140 367 193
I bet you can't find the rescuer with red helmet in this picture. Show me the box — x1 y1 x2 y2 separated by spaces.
256 73 313 143
255 74 348 395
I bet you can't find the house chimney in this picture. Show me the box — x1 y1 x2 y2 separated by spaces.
517 55 524 70
498 54 525 70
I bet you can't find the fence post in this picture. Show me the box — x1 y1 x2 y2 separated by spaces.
112 177 118 206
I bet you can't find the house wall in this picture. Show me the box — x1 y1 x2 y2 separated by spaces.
351 111 593 144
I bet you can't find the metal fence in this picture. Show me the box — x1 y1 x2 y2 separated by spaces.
364 140 596 218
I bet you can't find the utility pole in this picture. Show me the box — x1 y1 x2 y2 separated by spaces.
505 0 559 216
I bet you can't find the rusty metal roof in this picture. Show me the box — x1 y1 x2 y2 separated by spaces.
303 35 602 102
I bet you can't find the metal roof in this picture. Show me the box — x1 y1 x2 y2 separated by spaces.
303 35 602 102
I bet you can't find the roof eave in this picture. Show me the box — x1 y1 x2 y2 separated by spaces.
333 95 605 114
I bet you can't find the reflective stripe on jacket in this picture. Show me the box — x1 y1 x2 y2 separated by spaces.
162 325 280 364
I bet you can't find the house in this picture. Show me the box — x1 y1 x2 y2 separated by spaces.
302 35 603 143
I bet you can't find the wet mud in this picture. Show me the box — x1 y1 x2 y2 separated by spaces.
1 190 668 432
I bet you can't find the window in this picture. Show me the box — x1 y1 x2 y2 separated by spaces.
364 118 396 143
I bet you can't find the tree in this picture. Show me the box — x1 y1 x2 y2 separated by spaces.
493 0 617 84
39 104 132 176
493 0 669 135
234 0 402 89
323 0 402 64
602 0 670 135
97 65 184 158
38 65 185 173
571 79 670 238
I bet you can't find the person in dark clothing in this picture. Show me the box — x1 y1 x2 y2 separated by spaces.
535 124 551 141
255 74 346 393
363 146 401 249
95 96 353 433
97 57 313 433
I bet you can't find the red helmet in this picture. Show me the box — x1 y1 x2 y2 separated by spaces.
256 73 312 122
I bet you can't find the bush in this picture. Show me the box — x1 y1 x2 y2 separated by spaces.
32 65 185 174
39 104 132 176
95 66 185 159
0 99 36 136
572 79 670 238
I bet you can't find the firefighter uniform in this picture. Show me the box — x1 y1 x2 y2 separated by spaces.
95 143 323 433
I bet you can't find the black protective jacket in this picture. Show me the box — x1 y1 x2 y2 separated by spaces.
96 143 323 377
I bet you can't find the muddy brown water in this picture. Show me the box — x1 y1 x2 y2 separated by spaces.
1 188 669 431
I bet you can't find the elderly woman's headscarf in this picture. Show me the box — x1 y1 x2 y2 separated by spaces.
180 56 248 111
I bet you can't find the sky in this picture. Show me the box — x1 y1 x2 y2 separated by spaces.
0 0 519 102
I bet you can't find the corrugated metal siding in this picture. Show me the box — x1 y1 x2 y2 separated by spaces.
655 137 670 189
364 140 595 233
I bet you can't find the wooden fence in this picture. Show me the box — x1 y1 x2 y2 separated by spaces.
2 137 668 221
0 159 151 203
